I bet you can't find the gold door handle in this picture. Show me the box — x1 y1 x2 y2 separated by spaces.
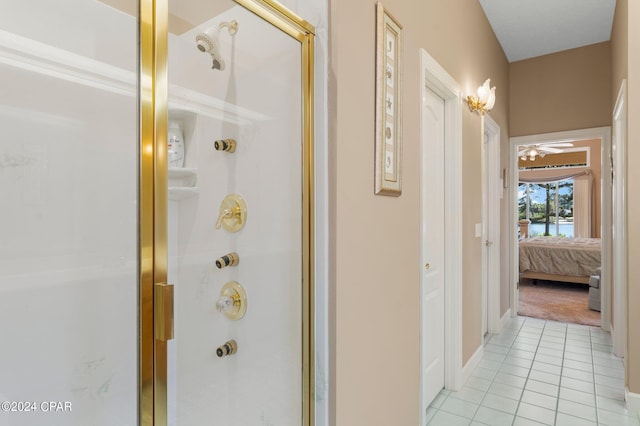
215 194 247 232
424 262 430 270
154 283 174 342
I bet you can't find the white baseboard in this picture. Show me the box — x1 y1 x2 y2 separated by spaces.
626 388 640 420
461 344 484 387
498 309 511 333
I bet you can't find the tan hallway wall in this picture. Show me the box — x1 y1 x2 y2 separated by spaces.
328 1 508 424
509 42 612 137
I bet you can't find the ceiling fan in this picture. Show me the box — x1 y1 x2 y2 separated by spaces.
518 143 574 161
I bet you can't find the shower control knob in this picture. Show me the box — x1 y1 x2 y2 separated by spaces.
215 194 247 232
214 138 236 153
216 281 247 320
215 252 239 269
216 295 235 313
216 340 237 358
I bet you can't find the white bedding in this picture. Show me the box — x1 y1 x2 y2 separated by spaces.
519 237 601 278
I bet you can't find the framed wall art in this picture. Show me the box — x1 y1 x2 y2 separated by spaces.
375 1 403 196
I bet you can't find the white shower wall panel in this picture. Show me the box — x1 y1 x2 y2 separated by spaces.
168 6 304 424
0 2 138 424
0 273 137 426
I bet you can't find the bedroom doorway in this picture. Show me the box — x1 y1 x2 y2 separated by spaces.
509 127 612 329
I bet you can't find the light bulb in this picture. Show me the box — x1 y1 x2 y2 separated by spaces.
520 155 527 161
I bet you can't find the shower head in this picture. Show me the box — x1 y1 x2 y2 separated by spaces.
196 31 225 70
195 20 238 71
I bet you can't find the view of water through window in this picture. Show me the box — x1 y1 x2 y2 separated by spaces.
518 180 574 237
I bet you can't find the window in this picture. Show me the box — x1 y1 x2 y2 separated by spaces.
518 179 574 237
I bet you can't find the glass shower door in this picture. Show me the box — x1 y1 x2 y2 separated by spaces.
164 1 314 425
0 0 139 425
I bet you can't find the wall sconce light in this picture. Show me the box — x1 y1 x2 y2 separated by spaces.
466 79 496 115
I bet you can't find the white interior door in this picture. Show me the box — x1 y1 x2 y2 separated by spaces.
420 86 446 409
482 132 489 337
483 115 501 336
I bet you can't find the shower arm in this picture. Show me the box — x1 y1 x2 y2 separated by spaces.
219 20 238 36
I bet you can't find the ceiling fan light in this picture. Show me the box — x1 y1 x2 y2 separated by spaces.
520 155 527 161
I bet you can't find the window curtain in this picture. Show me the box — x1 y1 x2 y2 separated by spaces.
518 169 591 184
519 169 592 238
573 174 592 237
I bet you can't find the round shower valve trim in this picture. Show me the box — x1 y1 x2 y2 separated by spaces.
216 281 247 320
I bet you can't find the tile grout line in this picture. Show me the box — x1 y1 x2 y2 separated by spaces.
553 321 568 426
473 319 526 424
511 318 546 426
460 319 525 424
590 327 600 425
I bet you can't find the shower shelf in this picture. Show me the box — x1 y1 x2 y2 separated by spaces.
168 168 198 201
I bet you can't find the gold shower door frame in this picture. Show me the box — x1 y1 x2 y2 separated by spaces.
139 0 315 425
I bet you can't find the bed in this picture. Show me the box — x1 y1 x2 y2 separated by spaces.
519 236 601 284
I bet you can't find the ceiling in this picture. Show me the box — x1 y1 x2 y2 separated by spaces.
478 0 616 63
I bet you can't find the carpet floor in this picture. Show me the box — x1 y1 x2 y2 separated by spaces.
518 279 601 327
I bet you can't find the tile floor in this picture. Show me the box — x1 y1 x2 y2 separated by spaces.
426 316 638 426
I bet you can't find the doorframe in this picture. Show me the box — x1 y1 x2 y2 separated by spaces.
419 49 463 411
508 127 612 331
612 80 627 357
483 114 501 335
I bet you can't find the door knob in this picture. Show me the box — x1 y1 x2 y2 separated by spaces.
424 262 430 270
485 240 493 247
215 194 247 232
216 281 247 320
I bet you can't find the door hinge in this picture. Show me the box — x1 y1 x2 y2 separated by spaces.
154 282 174 342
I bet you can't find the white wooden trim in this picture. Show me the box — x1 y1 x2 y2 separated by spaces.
509 144 520 317
484 114 501 334
626 388 640 420
612 79 628 357
509 127 612 330
420 48 463 397
461 345 484 387
498 308 511 332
